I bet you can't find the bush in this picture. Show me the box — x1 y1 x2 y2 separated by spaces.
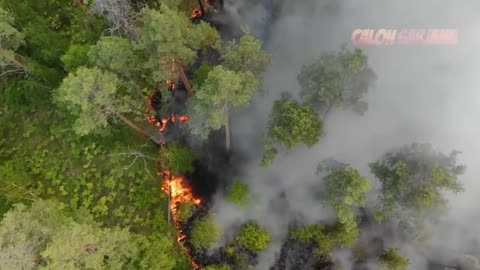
190 215 221 250
235 222 271 253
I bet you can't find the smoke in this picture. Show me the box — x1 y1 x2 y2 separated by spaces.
212 0 480 269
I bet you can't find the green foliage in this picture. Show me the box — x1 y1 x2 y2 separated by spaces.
322 167 371 224
191 63 214 89
297 47 375 115
54 67 143 136
0 200 182 270
378 248 409 270
222 27 271 75
190 215 222 250
291 221 360 259
41 222 139 270
290 225 334 257
235 222 271 253
264 97 323 156
159 141 196 175
136 233 187 270
187 65 257 139
225 178 249 208
369 143 465 219
0 200 68 270
136 6 219 83
178 202 195 221
61 44 91 72
260 139 278 167
88 36 140 78
0 7 26 74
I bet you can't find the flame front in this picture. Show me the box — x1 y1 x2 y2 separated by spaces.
161 172 201 269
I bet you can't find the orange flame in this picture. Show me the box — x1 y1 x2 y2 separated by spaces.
145 93 190 134
161 173 201 269
190 0 213 19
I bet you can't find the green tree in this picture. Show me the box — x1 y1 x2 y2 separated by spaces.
225 178 249 208
235 222 271 253
261 96 323 165
0 200 68 270
0 7 28 75
290 224 334 257
369 143 465 220
135 233 186 270
187 65 257 150
190 215 222 250
41 223 139 270
54 67 148 137
88 36 140 79
378 248 409 270
136 6 219 94
159 141 196 175
222 28 271 76
61 44 91 72
322 167 371 224
297 47 375 116
291 221 360 259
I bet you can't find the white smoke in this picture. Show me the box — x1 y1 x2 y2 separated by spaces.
216 0 480 269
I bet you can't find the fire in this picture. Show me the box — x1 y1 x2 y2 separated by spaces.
161 172 202 269
190 8 202 19
145 92 190 133
190 0 213 19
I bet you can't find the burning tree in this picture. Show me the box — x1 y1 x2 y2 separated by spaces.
0 8 29 76
135 6 219 95
54 67 148 138
261 95 323 166
297 46 376 116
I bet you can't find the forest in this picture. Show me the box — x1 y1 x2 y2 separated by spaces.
0 0 475 270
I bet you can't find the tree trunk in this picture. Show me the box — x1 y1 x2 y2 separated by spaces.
178 62 193 96
0 47 30 74
225 109 230 152
111 110 150 139
167 181 171 224
197 0 205 15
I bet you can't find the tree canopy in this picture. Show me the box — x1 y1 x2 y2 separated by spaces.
322 166 371 224
54 67 144 136
235 222 271 253
225 178 249 208
159 140 196 175
187 65 257 148
136 6 219 83
0 7 27 75
369 143 465 220
297 47 375 115
222 28 271 76
0 200 183 270
190 215 222 250
378 248 409 270
261 96 323 165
